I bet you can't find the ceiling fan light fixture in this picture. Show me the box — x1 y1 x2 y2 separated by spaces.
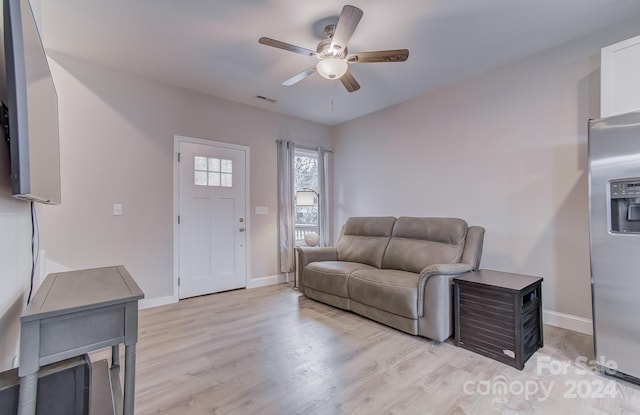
316 57 348 80
259 5 406 93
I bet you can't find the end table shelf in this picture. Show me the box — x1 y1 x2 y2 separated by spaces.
454 269 543 370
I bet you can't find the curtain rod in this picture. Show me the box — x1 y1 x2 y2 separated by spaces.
276 139 334 153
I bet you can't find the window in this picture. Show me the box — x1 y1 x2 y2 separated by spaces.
194 156 232 187
294 149 318 245
277 140 331 268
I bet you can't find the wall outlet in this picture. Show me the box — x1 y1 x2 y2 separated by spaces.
255 206 268 215
113 204 123 216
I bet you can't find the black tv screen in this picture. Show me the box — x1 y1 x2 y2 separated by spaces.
2 0 61 204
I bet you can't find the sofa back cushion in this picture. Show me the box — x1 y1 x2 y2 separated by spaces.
382 217 468 273
462 226 485 270
337 217 396 268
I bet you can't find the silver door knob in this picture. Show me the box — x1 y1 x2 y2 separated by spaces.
239 217 244 222
239 227 245 232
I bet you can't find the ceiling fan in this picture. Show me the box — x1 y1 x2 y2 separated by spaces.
258 5 409 93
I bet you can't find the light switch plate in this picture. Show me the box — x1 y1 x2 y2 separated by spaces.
255 206 268 215
113 204 123 216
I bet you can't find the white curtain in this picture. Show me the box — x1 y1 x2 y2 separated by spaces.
277 140 296 273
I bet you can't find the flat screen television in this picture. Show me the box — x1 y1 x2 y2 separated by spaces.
1 0 61 204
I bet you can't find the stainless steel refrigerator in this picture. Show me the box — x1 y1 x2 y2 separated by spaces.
589 110 640 384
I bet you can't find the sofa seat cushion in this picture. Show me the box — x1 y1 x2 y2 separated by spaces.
348 269 420 319
303 261 376 298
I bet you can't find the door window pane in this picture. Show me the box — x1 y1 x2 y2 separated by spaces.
195 171 207 186
208 158 220 172
208 172 220 186
221 159 233 173
195 156 208 171
221 173 232 187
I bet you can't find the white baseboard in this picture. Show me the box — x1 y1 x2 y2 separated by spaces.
141 275 287 309
139 295 178 310
543 309 593 335
246 274 288 289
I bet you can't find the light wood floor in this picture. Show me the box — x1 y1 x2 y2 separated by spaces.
102 284 640 415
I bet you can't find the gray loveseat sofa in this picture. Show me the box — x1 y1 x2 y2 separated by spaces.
296 216 485 342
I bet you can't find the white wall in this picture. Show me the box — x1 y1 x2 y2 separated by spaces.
332 21 640 326
0 0 45 372
38 53 331 302
0 136 31 372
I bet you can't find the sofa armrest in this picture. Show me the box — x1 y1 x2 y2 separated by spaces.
296 247 338 292
417 263 473 317
297 247 338 266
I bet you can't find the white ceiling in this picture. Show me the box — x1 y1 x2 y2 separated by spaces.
40 0 640 126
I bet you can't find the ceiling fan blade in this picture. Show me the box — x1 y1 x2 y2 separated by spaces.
347 49 409 63
330 5 363 53
340 69 360 93
282 66 317 86
259 37 318 58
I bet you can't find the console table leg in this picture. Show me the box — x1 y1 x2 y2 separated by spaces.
17 373 38 415
111 345 120 368
123 343 136 415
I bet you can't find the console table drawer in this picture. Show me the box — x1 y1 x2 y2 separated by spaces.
40 306 126 363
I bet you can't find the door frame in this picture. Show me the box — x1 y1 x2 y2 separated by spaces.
173 135 251 300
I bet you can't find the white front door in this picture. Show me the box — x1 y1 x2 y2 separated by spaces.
178 140 247 299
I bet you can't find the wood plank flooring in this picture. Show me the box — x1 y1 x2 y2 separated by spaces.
100 284 640 414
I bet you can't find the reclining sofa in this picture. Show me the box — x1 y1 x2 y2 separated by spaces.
296 216 485 342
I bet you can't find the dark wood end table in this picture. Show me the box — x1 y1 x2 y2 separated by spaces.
454 269 543 370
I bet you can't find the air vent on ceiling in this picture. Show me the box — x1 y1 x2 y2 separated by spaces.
256 95 277 103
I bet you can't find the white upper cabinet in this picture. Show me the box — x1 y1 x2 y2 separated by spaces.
601 35 640 118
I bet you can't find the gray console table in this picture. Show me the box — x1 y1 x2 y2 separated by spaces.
18 266 144 415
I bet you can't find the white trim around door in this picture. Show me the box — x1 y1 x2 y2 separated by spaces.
173 135 251 300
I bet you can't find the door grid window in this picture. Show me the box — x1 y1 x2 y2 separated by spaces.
194 156 232 187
